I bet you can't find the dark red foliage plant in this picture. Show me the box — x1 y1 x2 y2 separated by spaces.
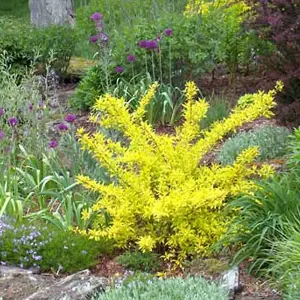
248 0 300 103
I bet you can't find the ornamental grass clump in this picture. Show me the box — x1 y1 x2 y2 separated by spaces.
76 81 280 261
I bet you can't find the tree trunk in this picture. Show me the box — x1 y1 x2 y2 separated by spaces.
29 0 74 28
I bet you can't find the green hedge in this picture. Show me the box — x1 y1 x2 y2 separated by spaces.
0 16 76 75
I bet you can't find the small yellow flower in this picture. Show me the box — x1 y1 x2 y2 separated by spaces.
275 80 284 92
77 127 85 136
81 208 91 221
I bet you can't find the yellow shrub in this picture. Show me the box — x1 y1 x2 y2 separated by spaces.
77 82 278 260
184 0 250 16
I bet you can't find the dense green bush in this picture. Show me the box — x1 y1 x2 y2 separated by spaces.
0 16 76 75
94 276 228 300
116 251 161 273
217 125 289 165
0 217 113 273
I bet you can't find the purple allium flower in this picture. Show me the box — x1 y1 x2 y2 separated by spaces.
147 40 158 50
64 113 76 123
8 117 18 127
48 139 58 149
115 66 124 73
28 103 34 111
57 122 68 131
139 40 150 49
0 108 4 117
0 131 4 140
90 12 103 21
165 28 173 37
127 54 136 63
89 35 99 43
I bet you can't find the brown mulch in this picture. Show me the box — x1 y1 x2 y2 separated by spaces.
91 256 125 278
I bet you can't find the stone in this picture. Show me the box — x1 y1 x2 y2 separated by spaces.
25 270 106 300
0 266 106 300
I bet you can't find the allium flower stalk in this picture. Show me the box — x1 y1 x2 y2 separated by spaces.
90 35 99 43
48 139 58 149
90 12 103 22
65 113 76 123
138 39 158 50
127 54 136 63
165 28 173 36
8 117 18 127
115 66 124 73
57 122 68 131
28 103 34 111
0 131 4 140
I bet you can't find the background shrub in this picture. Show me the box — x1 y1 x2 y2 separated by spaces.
216 125 289 165
248 0 300 102
0 16 76 75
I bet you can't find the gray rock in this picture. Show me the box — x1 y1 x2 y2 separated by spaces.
25 270 106 300
221 266 240 299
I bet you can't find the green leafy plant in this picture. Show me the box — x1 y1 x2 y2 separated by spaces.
94 275 228 300
224 173 300 274
200 96 230 130
217 125 289 165
116 251 161 273
72 71 184 125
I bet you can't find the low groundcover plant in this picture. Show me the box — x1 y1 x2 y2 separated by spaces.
76 81 281 262
93 275 228 300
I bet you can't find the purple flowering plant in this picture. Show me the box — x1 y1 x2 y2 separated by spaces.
64 113 77 123
0 217 110 273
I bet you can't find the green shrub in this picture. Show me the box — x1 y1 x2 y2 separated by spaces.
70 65 109 110
0 217 113 273
94 276 228 300
116 251 161 273
217 125 289 165
0 16 76 75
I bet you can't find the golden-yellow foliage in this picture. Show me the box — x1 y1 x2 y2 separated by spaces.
184 0 250 16
77 81 278 261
